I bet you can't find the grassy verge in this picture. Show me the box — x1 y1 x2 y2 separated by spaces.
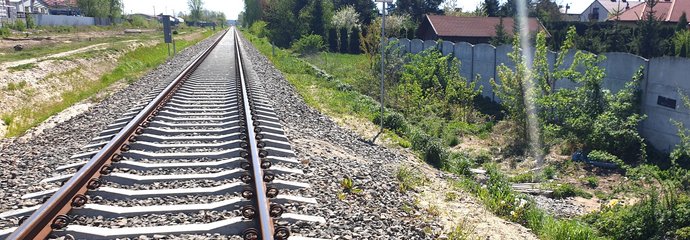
0 31 160 63
1 28 219 137
242 31 617 239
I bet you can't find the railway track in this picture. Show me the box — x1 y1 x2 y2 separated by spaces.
0 28 324 240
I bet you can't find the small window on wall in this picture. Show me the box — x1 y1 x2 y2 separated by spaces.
657 96 677 109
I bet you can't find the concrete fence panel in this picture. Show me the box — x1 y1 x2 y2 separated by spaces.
34 14 102 26
398 38 411 54
599 52 648 93
441 41 454 56
410 39 424 54
473 43 497 99
423 40 437 51
455 42 473 81
642 57 690 151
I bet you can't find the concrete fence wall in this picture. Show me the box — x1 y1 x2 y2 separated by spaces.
32 14 113 26
389 37 690 152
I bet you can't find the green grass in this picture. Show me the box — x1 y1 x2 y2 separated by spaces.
2 29 219 137
7 63 37 72
0 31 160 63
396 166 429 192
4 80 27 91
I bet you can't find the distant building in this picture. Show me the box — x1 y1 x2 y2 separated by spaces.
561 0 644 22
1 0 8 19
7 0 77 17
417 15 549 44
612 0 690 25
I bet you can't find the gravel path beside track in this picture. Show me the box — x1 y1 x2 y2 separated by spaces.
238 33 439 239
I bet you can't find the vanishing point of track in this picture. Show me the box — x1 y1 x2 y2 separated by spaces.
0 28 324 240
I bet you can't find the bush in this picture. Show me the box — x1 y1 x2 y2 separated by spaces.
338 28 348 53
373 111 408 135
444 153 473 177
409 128 448 167
0 26 9 37
291 34 325 56
12 19 26 31
249 21 268 38
25 15 35 29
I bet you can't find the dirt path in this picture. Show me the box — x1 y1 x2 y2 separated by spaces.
1 40 137 69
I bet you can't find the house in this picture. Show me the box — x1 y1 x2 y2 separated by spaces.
1 0 8 19
417 15 549 44
563 0 644 22
611 0 690 25
8 0 76 16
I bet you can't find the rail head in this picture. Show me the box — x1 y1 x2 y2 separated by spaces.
6 30 229 240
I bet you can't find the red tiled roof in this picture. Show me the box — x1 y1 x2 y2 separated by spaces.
613 0 690 22
423 15 548 38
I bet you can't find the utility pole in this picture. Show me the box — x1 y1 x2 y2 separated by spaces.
372 0 392 143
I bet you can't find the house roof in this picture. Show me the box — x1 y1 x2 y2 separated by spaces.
598 0 644 14
40 0 77 8
613 0 690 22
422 15 549 38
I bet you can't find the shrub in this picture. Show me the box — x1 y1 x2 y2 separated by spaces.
583 176 599 188
0 26 9 37
25 15 35 29
543 165 556 179
396 166 428 191
551 183 591 199
291 34 325 56
249 21 268 38
13 19 26 31
444 153 473 177
373 111 408 135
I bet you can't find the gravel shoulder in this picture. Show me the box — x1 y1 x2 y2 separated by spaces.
238 33 539 239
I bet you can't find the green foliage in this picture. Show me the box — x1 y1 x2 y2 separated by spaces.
637 0 662 58
291 34 325 56
396 166 429 191
482 0 500 17
492 36 528 152
78 0 121 20
13 19 26 32
338 28 348 53
373 111 408 135
584 190 690 240
490 17 510 45
398 48 481 122
340 177 362 194
673 30 690 58
7 63 37 72
678 12 689 32
551 183 592 199
349 27 361 54
671 92 690 168
249 21 268 38
539 218 601 240
25 15 35 29
243 0 262 27
0 26 9 37
392 0 443 22
543 165 556 179
583 176 599 188
444 152 473 177
327 28 338 52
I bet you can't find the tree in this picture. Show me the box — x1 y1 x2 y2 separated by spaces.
490 17 510 45
108 0 122 23
392 0 443 22
482 0 500 17
499 0 516 17
188 0 203 22
349 27 361 54
264 0 300 48
673 30 690 57
77 0 110 18
308 0 325 37
332 5 360 32
637 0 661 58
678 12 689 32
339 27 348 53
328 28 338 52
534 0 561 22
243 0 262 27
333 0 377 25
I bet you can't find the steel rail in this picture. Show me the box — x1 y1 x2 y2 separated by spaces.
6 30 229 240
233 29 275 240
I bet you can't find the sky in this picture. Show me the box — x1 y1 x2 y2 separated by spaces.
122 0 244 20
122 0 593 21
